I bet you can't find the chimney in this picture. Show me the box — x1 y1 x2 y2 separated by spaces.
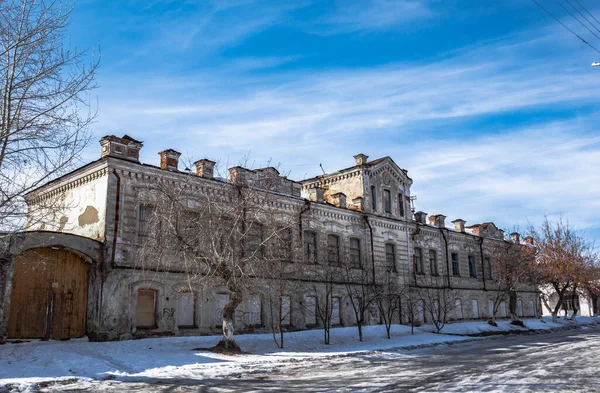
329 192 347 208
307 187 325 203
452 219 466 233
194 159 216 179
158 149 181 171
414 211 427 224
428 214 446 228
510 232 520 244
524 236 534 245
351 197 364 212
354 154 369 166
228 166 257 186
100 135 143 162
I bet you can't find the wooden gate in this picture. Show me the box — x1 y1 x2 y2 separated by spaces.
8 248 89 339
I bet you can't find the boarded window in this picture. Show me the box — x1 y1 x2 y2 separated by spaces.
517 299 523 317
472 299 479 319
500 301 507 318
414 247 423 274
136 289 157 328
304 231 317 264
332 297 341 325
451 253 460 277
429 249 438 275
468 255 477 278
455 299 463 320
177 292 196 328
383 189 391 213
349 238 362 268
385 243 396 272
433 299 440 322
137 205 154 238
417 299 425 323
248 294 262 326
529 300 535 317
215 293 230 326
488 299 495 318
277 228 293 261
327 235 340 265
304 296 317 325
281 296 291 325
398 192 405 217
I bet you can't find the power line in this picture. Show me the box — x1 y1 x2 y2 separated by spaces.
563 0 600 35
553 0 600 42
530 0 600 55
418 124 600 195
573 0 600 29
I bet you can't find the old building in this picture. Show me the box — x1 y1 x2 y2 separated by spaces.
0 135 539 342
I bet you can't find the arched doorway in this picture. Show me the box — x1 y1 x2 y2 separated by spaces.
8 247 89 339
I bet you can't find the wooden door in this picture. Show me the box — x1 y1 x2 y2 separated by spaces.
8 248 89 339
136 289 157 328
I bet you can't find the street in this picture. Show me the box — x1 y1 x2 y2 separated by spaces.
26 326 600 392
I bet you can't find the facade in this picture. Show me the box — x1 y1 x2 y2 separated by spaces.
0 135 539 342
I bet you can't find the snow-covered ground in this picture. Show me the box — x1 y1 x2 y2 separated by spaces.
1 316 598 392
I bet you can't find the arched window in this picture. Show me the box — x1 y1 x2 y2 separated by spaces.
517 299 524 317
529 300 536 317
472 299 479 319
455 299 463 319
500 301 508 318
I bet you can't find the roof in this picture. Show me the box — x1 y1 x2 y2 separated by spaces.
300 156 411 184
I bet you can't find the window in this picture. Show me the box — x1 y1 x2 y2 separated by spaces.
177 291 196 328
472 299 479 319
327 235 340 265
455 299 463 320
349 238 362 268
277 228 293 262
417 299 425 323
371 185 377 211
414 247 424 274
304 295 317 325
331 297 341 325
248 294 262 326
433 299 440 322
529 300 535 317
137 205 154 238
214 293 230 327
398 192 405 217
485 257 493 279
281 296 291 325
304 231 317 264
500 301 507 318
429 250 438 275
245 223 263 258
136 289 157 328
451 253 460 277
488 299 495 318
468 255 477 278
517 299 523 317
385 243 396 272
383 189 392 213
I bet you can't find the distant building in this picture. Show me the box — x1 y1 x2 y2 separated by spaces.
0 135 539 341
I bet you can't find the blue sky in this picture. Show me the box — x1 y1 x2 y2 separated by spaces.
70 0 600 241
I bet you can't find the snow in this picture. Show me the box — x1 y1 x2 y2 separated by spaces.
1 317 598 391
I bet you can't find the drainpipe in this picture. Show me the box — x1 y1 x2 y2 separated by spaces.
363 215 376 285
479 237 487 291
440 228 452 289
110 169 121 268
298 200 311 252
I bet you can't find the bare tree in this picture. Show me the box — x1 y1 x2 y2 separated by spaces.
0 0 98 230
529 217 595 323
488 240 537 324
137 170 296 352
416 276 455 334
374 269 405 339
339 256 377 342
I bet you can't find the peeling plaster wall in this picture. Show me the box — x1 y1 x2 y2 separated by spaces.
26 164 109 242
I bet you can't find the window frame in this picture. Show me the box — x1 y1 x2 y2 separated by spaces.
371 185 377 212
413 247 424 275
398 192 405 217
327 234 341 265
385 243 397 272
349 237 362 269
429 249 438 276
303 231 318 264
468 255 477 278
451 252 460 277
383 189 392 214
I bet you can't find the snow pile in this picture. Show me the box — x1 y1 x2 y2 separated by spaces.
0 316 598 389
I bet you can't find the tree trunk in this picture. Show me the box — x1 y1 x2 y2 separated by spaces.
215 291 243 353
509 291 518 322
358 322 363 342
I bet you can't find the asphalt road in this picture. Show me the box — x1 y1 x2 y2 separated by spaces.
28 326 600 392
